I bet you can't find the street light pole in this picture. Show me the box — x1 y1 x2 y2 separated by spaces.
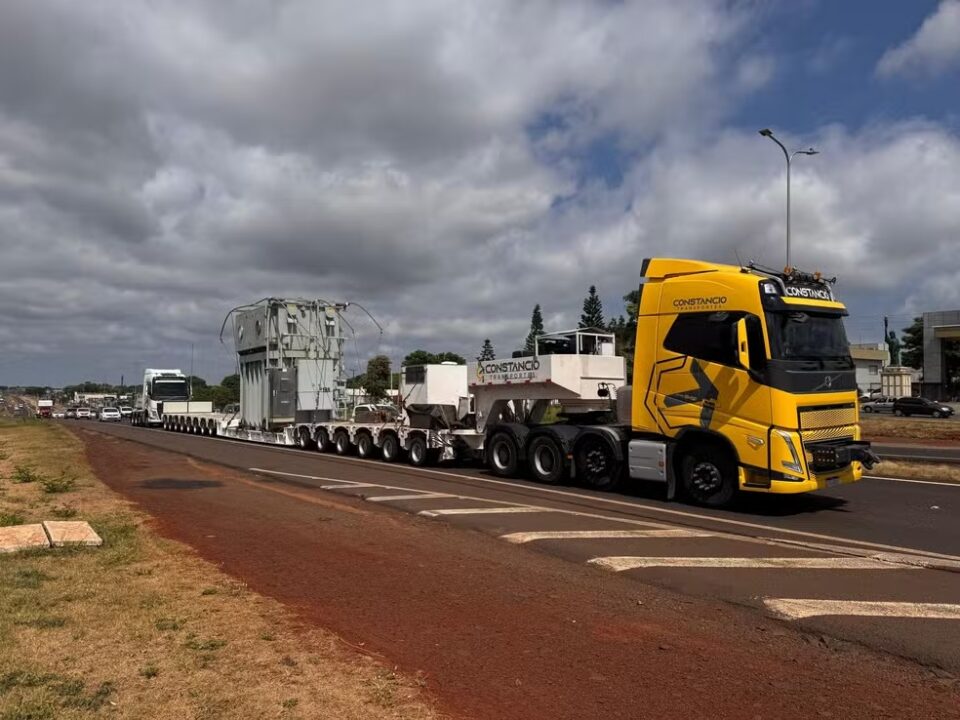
758 128 818 269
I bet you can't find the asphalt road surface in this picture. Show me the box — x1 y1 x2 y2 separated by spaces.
74 420 960 677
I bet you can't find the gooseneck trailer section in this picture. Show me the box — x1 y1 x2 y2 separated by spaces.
138 258 879 507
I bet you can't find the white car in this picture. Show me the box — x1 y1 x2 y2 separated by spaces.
99 407 122 422
119 406 134 418
76 408 93 419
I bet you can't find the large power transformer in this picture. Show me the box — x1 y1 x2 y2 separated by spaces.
229 298 346 430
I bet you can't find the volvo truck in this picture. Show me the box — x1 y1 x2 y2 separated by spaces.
148 259 878 506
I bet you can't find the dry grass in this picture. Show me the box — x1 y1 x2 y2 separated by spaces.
860 415 960 443
867 459 960 484
0 421 442 720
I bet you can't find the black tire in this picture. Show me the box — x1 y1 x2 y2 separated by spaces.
314 428 331 452
933 410 942 418
334 430 353 455
863 406 873 413
297 427 314 450
381 433 401 463
487 432 519 477
574 434 621 491
408 435 430 467
894 409 903 417
357 433 375 459
527 435 566 484
679 444 737 507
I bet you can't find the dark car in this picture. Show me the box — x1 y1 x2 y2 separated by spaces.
893 397 955 418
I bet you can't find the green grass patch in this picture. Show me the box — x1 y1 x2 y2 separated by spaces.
154 617 182 632
92 514 141 567
184 635 227 652
10 569 54 590
139 664 159 679
10 466 41 484
15 617 66 630
49 506 77 519
39 472 76 495
0 512 26 527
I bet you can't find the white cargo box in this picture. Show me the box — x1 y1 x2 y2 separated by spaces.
163 401 214 414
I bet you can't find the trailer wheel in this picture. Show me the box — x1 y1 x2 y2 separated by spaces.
407 435 431 467
487 433 519 478
574 435 621 491
527 435 565 485
357 433 375 459
297 427 314 450
334 430 353 455
381 433 401 463
679 444 736 508
314 428 331 452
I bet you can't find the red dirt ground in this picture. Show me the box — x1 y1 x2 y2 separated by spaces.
79 429 960 720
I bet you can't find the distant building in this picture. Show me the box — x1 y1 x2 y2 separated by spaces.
850 343 889 393
921 310 960 400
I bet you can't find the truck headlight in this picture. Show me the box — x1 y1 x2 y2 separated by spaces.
774 430 803 475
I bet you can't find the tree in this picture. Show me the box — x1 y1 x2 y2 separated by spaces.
434 351 466 364
403 350 437 367
478 339 496 361
186 375 208 390
901 317 923 370
579 285 605 329
609 289 640 383
220 374 240 401
364 355 391 400
524 304 545 354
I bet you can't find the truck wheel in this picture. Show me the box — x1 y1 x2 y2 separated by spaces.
297 427 314 450
574 435 620 490
680 445 736 507
314 428 331 452
381 433 401 463
407 435 430 467
357 433 375 459
487 433 519 478
527 435 565 484
334 430 353 455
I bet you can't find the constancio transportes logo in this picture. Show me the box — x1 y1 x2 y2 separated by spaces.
476 358 541 382
672 296 727 309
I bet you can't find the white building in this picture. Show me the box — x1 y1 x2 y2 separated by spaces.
850 343 889 393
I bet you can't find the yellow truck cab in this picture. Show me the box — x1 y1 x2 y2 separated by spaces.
630 257 878 506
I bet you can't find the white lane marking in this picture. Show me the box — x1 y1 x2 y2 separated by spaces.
419 506 551 518
589 556 910 571
501 529 713 544
765 598 960 621
320 482 381 490
249 467 960 567
865 475 960 488
366 493 455 502
766 539 960 571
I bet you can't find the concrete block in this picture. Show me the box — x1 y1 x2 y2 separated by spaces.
42 521 103 548
0 523 51 553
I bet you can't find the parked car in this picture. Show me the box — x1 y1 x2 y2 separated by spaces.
99 407 122 422
53 411 65 419
76 408 93 419
860 396 895 413
892 397 955 418
119 406 134 418
65 408 77 419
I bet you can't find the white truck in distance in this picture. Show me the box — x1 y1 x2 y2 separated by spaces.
131 369 212 427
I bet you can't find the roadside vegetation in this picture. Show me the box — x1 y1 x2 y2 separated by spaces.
867 460 960 484
0 420 440 720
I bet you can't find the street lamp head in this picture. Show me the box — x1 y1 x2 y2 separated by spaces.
759 128 773 137
798 147 819 156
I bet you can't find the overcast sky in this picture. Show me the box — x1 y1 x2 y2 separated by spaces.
2 0 960 386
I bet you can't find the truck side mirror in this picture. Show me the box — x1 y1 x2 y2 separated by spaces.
736 318 751 371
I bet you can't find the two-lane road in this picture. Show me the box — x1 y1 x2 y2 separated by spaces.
73 420 960 672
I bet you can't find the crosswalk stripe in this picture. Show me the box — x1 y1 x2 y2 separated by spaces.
588 556 912 571
366 493 455 502
501 529 713 544
419 506 551 517
765 599 960 621
320 482 380 490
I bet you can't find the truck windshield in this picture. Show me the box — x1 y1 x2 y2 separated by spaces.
152 380 189 400
765 311 853 368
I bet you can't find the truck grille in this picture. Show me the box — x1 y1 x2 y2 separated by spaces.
798 404 856 430
801 425 856 443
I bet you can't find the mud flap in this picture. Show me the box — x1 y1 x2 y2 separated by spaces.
665 443 677 501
